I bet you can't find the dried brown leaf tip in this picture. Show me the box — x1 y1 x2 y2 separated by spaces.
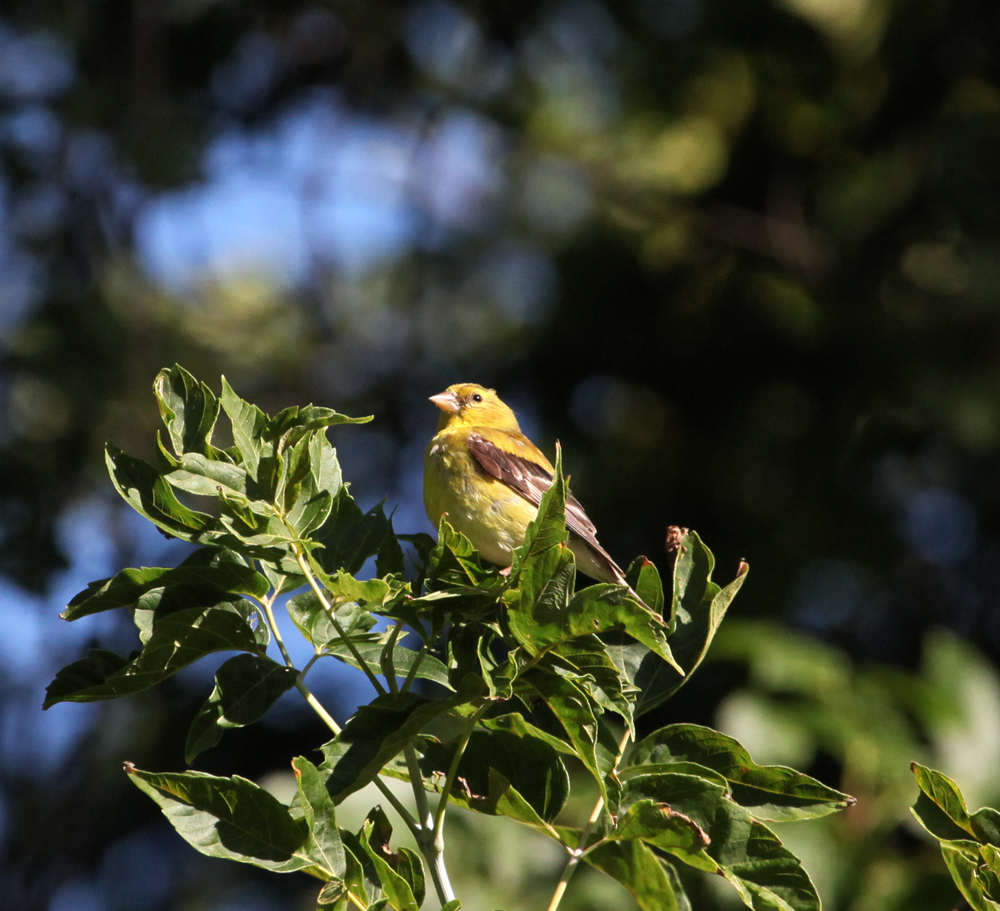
665 526 689 555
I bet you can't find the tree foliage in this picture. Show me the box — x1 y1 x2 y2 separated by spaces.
48 366 853 910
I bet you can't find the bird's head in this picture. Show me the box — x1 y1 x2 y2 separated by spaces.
429 383 521 433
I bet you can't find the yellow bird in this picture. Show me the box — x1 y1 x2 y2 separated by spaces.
424 382 630 586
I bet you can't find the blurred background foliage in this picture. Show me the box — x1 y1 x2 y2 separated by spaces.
2 0 1000 908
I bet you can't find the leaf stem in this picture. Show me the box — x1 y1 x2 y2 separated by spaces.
260 592 295 668
382 621 404 693
293 548 387 696
400 642 428 694
432 705 488 846
296 674 341 735
298 657 419 835
402 741 454 904
288 547 453 901
346 890 367 911
262 576 420 839
546 726 633 911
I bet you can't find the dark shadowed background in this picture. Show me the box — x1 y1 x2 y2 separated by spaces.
2 1 1000 909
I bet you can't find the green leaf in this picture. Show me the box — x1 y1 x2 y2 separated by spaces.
63 549 269 621
938 841 1000 911
106 444 216 541
186 655 299 763
626 557 666 621
720 821 820 911
287 590 378 649
516 668 605 799
161 449 249 499
154 365 221 458
911 762 1000 845
42 648 134 707
314 490 398 576
321 840 374 909
504 543 578 650
628 532 747 717
421 725 570 823
292 756 346 881
610 798 712 857
220 376 270 480
545 643 636 727
485 769 565 840
393 848 426 910
509 444 569 576
911 762 976 840
533 581 681 674
584 840 686 911
329 641 453 690
376 519 406 577
425 516 500 593
358 808 419 911
321 694 465 802
623 772 820 911
481 711 584 764
279 431 336 536
125 764 315 874
63 566 174 620
320 571 404 612
628 724 854 821
45 600 264 707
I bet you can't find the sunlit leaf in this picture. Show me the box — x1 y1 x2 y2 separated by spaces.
508 444 569 577
939 842 1000 911
292 756 347 881
911 762 1000 846
63 548 269 621
287 590 378 648
584 840 686 911
124 765 315 874
629 724 854 821
45 600 264 707
626 557 666 624
425 516 498 592
623 771 819 910
159 447 249 499
106 444 216 541
154 365 221 458
611 798 711 852
321 694 465 802
625 532 747 717
358 808 419 911
220 376 270 480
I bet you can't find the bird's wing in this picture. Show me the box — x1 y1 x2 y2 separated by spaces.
466 430 624 582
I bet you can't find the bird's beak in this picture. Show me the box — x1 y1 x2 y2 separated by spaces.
429 391 461 413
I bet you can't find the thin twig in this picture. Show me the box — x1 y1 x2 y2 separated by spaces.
546 726 633 911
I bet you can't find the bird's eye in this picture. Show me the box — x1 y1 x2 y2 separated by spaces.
471 394 483 403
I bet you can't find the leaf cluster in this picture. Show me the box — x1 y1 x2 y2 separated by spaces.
911 763 1000 911
47 366 853 911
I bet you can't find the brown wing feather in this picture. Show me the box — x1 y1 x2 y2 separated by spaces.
466 432 626 584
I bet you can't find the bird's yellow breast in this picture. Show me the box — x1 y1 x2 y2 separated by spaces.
423 428 538 567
